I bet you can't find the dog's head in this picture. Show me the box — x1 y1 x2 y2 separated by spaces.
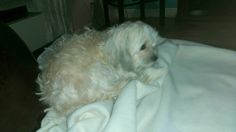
104 21 159 72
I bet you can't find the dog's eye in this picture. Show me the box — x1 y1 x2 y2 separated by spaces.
140 44 146 50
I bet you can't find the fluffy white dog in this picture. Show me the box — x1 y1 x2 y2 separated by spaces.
37 21 161 115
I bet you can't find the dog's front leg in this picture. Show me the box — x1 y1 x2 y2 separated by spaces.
139 67 167 85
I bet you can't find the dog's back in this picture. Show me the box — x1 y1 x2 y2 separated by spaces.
37 30 131 115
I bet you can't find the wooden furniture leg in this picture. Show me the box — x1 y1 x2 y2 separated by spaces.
103 0 110 26
118 0 125 23
159 0 165 25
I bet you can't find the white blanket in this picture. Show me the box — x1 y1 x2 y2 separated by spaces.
37 40 236 132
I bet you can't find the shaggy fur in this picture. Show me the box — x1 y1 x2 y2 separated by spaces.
37 21 160 115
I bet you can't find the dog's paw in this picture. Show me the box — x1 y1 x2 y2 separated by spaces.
139 67 167 85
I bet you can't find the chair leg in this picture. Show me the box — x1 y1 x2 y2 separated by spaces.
140 0 145 20
103 0 110 26
159 0 165 25
118 0 125 23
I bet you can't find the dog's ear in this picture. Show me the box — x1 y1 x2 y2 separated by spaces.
103 28 134 71
103 36 119 63
119 51 133 71
104 37 133 71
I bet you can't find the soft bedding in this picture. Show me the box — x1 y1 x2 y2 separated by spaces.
37 39 236 132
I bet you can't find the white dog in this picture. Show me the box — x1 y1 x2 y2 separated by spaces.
37 21 161 115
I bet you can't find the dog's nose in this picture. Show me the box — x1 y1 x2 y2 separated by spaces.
151 55 158 61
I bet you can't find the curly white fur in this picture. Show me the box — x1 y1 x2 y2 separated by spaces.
37 21 161 115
